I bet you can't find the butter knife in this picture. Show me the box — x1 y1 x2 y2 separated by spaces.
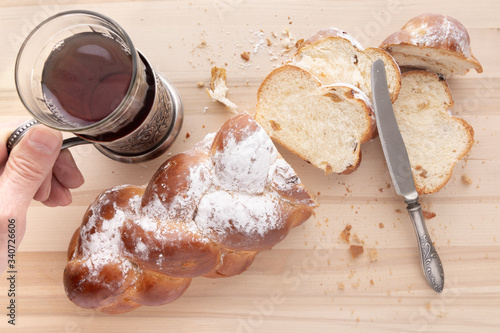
371 59 444 293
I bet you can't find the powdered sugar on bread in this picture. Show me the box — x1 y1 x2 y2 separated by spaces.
380 13 483 76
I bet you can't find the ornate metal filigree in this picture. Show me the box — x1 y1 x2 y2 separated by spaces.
104 74 174 154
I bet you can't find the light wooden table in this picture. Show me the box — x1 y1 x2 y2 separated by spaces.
1 0 499 332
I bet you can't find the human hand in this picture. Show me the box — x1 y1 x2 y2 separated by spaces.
0 125 85 273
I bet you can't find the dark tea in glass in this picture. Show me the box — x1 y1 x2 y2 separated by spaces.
15 11 183 162
41 32 133 125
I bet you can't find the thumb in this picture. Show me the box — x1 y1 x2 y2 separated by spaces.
1 125 62 209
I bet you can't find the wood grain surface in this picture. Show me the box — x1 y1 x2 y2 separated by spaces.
1 0 499 332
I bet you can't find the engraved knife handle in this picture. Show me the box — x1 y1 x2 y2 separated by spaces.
406 201 445 293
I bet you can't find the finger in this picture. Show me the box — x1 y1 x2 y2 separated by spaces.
41 197 58 207
0 126 62 209
43 176 72 207
53 149 85 189
0 120 29 167
33 174 52 202
0 127 11 166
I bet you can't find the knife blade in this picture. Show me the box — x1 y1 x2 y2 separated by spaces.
371 59 444 293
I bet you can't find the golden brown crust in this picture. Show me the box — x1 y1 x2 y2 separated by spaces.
203 250 257 278
121 219 221 278
67 227 80 261
129 272 191 306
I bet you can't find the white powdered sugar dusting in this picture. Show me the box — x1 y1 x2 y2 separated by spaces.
212 125 277 194
79 193 136 276
146 159 213 221
194 190 282 238
407 15 471 57
138 194 210 246
268 157 300 192
332 28 365 50
194 132 216 151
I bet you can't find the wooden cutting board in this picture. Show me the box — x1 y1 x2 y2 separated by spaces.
1 0 499 332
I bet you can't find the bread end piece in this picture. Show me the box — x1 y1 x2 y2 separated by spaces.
380 13 483 77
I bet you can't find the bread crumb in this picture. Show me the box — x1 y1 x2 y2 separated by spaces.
185 132 190 139
206 67 237 112
351 233 365 245
266 38 272 46
351 282 360 288
339 225 352 243
281 28 296 51
462 174 473 185
240 51 250 61
423 210 436 219
337 283 345 290
426 303 431 310
370 279 374 286
197 39 207 49
325 164 333 174
368 248 378 262
379 223 384 229
350 245 364 259
197 81 205 88
395 209 402 214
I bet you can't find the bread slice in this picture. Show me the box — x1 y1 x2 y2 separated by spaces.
255 64 375 174
393 70 474 194
292 28 401 103
380 14 483 77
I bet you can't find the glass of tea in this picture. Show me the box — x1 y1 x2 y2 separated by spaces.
14 10 183 163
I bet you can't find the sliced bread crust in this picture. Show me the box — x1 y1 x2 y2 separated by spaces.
393 70 474 193
292 28 401 103
255 65 375 175
380 13 483 77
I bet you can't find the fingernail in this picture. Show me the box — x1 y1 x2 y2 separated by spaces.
28 127 61 155
64 187 72 201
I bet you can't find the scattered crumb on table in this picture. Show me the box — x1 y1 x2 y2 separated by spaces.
340 225 352 243
350 245 364 259
423 210 436 219
462 174 473 185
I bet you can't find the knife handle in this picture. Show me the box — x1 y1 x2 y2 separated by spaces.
406 202 445 293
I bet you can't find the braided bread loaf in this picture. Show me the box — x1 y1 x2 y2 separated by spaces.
64 113 316 314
